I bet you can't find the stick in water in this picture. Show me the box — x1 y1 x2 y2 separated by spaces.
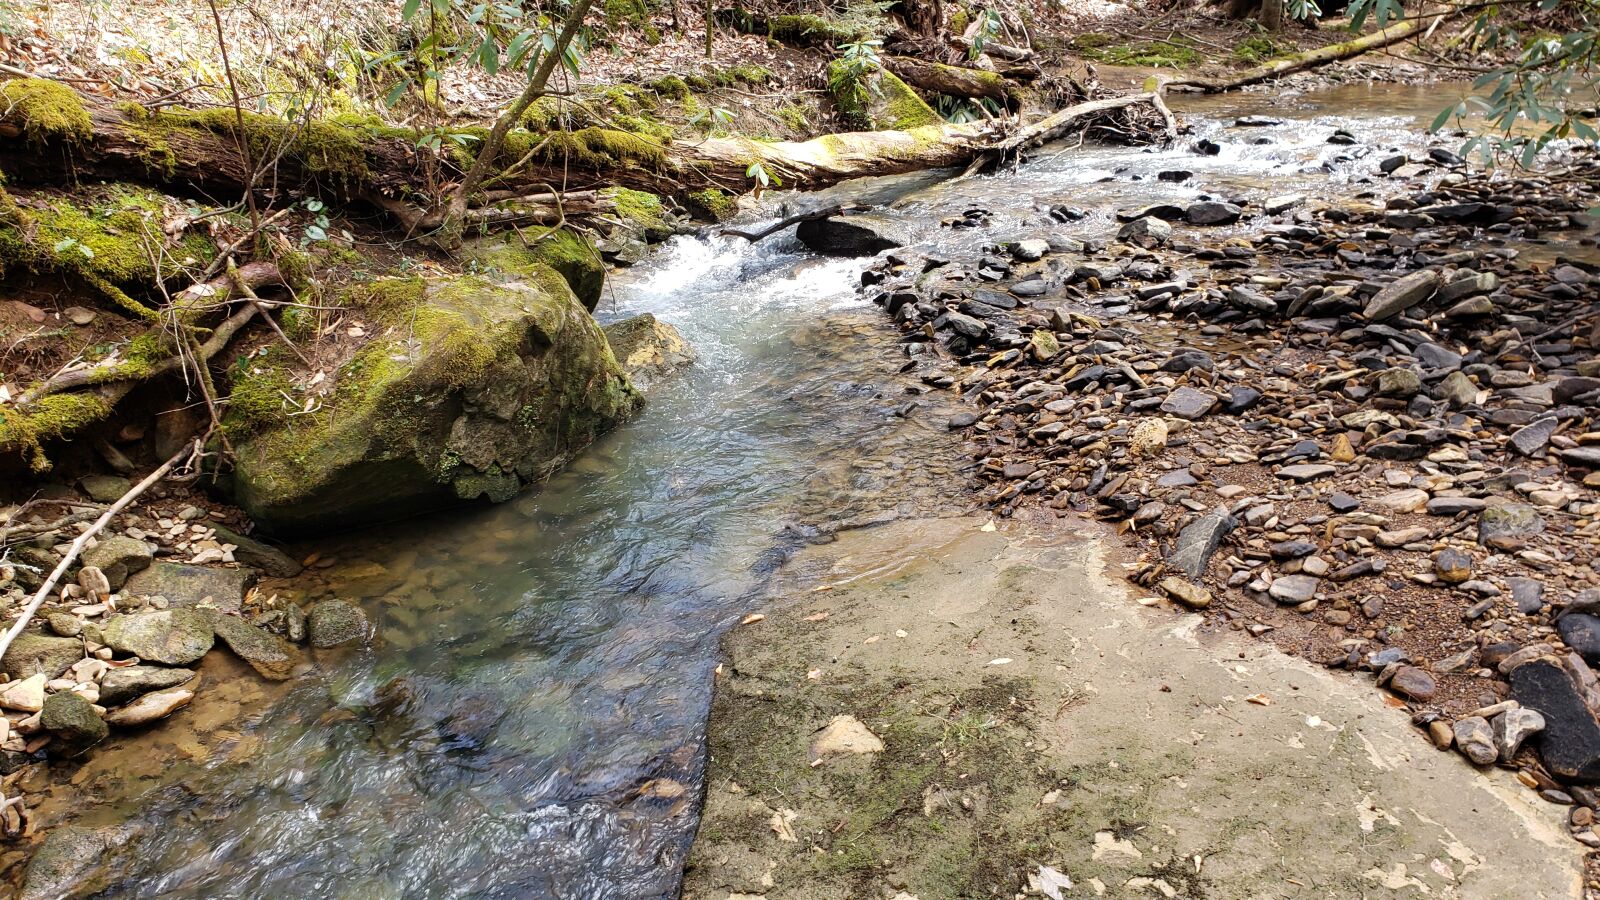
0 439 199 668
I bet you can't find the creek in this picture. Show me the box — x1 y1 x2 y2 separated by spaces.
59 81 1523 898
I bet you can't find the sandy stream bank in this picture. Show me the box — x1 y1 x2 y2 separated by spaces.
686 514 1582 899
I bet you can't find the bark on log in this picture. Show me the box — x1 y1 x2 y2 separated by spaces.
1165 12 1451 92
883 56 1022 107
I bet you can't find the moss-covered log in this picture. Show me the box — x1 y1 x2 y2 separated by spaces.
883 56 1023 109
0 78 1171 226
1165 12 1451 93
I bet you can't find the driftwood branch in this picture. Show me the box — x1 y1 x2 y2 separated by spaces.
722 203 871 242
1165 12 1452 93
0 439 198 668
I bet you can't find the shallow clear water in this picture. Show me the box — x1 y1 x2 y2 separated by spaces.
72 80 1551 899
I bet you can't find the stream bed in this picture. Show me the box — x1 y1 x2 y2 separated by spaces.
53 81 1534 898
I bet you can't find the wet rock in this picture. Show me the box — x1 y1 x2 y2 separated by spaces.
208 613 299 680
205 525 303 577
1263 194 1303 214
1269 574 1320 604
105 686 195 727
1159 387 1217 420
811 714 884 757
1453 716 1499 765
40 691 107 750
1117 217 1172 248
1494 708 1546 761
1 633 84 680
1011 239 1049 262
1433 549 1474 584
1158 576 1212 609
102 609 215 666
603 313 696 394
1362 269 1439 322
1434 371 1478 407
1166 509 1237 579
796 214 909 255
1388 666 1436 702
80 535 153 590
19 825 130 900
1186 201 1242 226
98 665 195 706
1478 502 1545 549
1511 658 1600 782
124 562 254 614
308 598 370 648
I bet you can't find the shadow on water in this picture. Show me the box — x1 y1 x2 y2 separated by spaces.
64 79 1540 898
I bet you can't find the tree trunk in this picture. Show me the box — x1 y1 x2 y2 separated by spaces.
883 56 1022 108
1167 11 1451 92
1260 0 1285 31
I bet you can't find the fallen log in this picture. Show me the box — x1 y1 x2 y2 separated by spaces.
883 56 1023 108
722 203 871 242
1165 12 1452 93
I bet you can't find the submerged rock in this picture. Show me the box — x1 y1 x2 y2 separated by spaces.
603 313 696 393
308 599 370 648
98 665 195 706
105 686 195 727
123 562 254 614
230 275 642 533
19 825 131 900
209 613 299 680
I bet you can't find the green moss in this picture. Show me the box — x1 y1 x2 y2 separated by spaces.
647 75 691 101
776 101 812 132
685 188 738 223
0 79 92 145
0 186 215 319
126 106 369 184
828 63 938 132
528 126 668 171
462 229 603 310
1071 33 1201 68
766 14 859 47
877 68 941 130
949 6 971 34
612 113 673 143
222 347 297 441
1234 35 1285 64
0 393 114 472
603 187 672 240
682 74 711 93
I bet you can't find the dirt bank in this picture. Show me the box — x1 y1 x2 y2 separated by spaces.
686 514 1582 898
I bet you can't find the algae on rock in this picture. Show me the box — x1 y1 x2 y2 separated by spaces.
230 273 641 532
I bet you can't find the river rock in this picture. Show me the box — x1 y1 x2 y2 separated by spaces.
1509 417 1558 457
1494 708 1546 761
1362 270 1439 322
0 674 46 712
80 535 153 590
97 665 195 706
308 599 370 648
208 613 299 680
2 632 83 679
1166 509 1237 578
1478 502 1545 549
1511 659 1600 782
796 214 910 255
1276 464 1335 482
1559 614 1600 665
1118 217 1172 248
603 313 696 393
105 686 195 727
1375 368 1422 398
231 275 642 534
1186 201 1242 225
1159 387 1217 420
79 475 130 503
102 609 215 665
1433 549 1473 583
1388 666 1436 702
1434 371 1478 407
205 525 303 577
19 825 131 900
1509 577 1546 615
1453 716 1498 765
40 691 107 750
1269 574 1320 604
124 562 254 614
811 714 884 757
1158 576 1211 609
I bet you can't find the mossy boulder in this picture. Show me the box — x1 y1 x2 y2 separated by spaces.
101 609 215 665
308 598 369 648
463 228 604 311
208 613 299 680
39 691 107 751
80 535 154 590
1 632 83 679
230 274 641 533
19 825 131 900
828 65 941 132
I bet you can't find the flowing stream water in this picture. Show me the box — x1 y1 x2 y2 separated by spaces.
52 81 1544 898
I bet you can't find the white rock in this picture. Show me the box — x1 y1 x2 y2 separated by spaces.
811 714 884 758
105 687 194 727
0 674 47 713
